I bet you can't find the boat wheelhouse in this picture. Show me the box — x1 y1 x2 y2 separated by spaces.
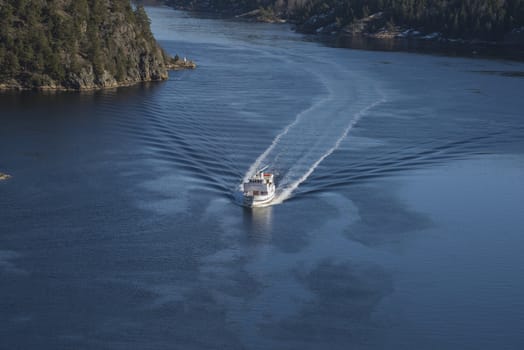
243 167 275 207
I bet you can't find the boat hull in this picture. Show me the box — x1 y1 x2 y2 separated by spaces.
243 192 275 208
242 169 276 208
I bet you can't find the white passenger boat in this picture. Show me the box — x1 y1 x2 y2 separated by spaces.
243 166 276 207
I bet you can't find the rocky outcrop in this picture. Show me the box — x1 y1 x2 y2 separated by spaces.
236 8 286 23
0 0 176 91
166 57 197 70
0 173 11 181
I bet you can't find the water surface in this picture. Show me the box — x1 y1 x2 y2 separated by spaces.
1 5 524 349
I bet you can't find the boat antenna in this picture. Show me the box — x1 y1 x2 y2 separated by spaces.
258 165 269 173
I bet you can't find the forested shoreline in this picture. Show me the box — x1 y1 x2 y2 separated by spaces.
2 0 522 91
166 0 524 44
0 0 173 90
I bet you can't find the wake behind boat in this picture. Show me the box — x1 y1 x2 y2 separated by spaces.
243 166 276 207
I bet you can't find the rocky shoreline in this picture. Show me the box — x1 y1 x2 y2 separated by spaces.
253 10 524 60
0 2 196 92
0 76 166 92
0 57 196 92
235 8 286 24
164 1 524 61
166 57 197 71
301 12 524 59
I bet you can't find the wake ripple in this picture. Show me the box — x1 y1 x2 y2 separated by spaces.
273 99 385 204
242 62 385 205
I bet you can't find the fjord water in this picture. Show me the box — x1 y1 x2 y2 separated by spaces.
2 5 524 349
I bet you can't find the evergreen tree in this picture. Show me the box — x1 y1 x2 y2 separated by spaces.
0 0 169 89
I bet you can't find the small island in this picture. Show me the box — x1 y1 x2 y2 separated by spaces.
0 172 11 181
167 55 197 70
0 0 194 91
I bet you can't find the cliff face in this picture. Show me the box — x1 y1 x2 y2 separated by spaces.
0 0 170 90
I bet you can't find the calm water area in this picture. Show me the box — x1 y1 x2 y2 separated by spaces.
1 5 524 349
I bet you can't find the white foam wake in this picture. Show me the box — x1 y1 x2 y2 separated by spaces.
241 94 331 188
240 57 386 206
272 98 385 204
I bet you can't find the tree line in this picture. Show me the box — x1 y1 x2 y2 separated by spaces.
0 0 157 87
292 0 524 41
168 0 524 41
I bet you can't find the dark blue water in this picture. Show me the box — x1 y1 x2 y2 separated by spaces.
1 5 524 349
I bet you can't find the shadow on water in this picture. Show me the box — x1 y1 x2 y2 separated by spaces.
469 70 524 78
259 259 394 349
324 34 524 62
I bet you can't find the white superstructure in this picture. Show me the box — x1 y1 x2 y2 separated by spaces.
243 167 276 207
